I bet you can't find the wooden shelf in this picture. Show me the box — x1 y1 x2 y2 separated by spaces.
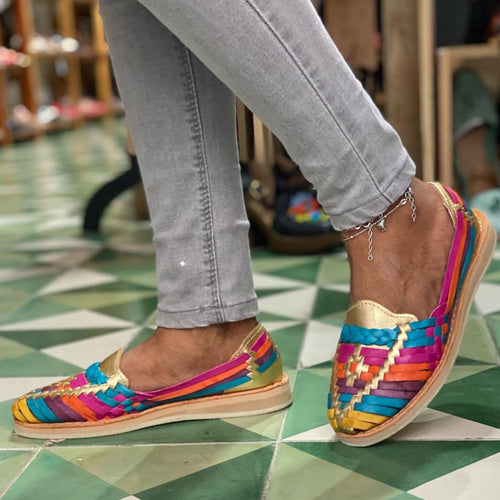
72 0 98 5
0 62 28 76
0 0 118 145
0 66 11 145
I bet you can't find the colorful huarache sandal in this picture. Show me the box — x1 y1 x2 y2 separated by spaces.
328 183 496 447
13 324 291 439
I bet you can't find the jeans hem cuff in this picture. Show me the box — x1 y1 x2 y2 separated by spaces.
156 299 259 328
330 158 415 230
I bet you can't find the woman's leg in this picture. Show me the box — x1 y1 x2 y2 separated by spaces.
120 0 454 321
99 0 260 390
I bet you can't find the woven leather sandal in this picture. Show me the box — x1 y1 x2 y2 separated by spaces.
328 183 496 447
13 324 291 439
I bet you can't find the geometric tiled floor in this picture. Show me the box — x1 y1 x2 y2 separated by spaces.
1 120 500 499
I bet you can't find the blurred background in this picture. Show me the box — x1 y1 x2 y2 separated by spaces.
2 0 500 249
1 0 500 247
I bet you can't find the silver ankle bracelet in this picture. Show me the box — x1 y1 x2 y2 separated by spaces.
342 186 416 261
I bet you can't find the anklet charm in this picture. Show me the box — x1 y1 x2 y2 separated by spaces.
342 186 416 261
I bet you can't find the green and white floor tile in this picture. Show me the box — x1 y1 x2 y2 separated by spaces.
0 120 500 499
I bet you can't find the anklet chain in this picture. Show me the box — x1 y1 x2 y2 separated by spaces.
342 186 416 261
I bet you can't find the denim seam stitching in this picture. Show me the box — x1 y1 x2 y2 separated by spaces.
178 41 224 321
243 0 392 203
158 297 257 314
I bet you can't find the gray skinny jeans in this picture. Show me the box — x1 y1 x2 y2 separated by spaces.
98 0 415 328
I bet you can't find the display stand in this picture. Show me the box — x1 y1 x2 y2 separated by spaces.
0 0 118 144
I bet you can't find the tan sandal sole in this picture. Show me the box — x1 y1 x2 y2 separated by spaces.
335 210 496 447
14 374 292 439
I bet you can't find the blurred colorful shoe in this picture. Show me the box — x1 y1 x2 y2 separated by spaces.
328 183 496 446
37 105 62 126
243 169 341 254
8 105 45 135
274 191 332 235
78 97 108 118
13 324 291 439
0 46 31 68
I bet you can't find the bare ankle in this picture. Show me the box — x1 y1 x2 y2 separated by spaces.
342 179 454 319
155 317 258 340
120 317 258 391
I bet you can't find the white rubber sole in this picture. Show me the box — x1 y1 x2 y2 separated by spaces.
335 210 496 447
14 375 292 440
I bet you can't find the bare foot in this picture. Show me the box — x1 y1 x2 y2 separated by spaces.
341 179 455 320
120 317 257 391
